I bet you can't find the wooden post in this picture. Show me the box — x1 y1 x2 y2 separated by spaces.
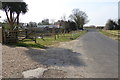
34 29 37 43
57 29 59 38
54 28 57 40
52 28 56 40
41 34 45 41
0 27 2 43
25 29 28 38
2 26 6 44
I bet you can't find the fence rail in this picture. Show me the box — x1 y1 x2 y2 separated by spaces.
2 27 65 44
2 29 36 43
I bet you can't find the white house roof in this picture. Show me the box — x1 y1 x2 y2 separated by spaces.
37 25 62 28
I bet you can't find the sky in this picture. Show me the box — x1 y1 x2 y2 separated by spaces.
0 0 119 26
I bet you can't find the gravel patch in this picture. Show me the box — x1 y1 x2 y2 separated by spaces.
2 45 46 78
2 39 86 78
42 69 67 78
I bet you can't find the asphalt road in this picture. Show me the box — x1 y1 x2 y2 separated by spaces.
0 43 2 79
2 29 118 78
76 29 118 78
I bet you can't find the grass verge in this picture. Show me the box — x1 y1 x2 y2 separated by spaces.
100 30 120 41
7 31 87 49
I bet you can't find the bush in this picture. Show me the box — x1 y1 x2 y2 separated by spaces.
104 19 120 30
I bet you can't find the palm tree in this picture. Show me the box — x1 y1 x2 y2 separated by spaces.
14 2 27 26
1 2 28 30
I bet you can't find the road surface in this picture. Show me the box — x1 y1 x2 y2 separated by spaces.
2 29 118 78
70 29 118 78
22 29 118 78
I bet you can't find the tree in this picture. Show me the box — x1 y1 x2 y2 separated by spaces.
38 22 42 25
118 19 120 26
62 20 77 32
104 19 120 30
28 22 37 27
56 20 77 32
1 2 28 30
14 2 28 26
104 19 115 30
112 20 118 30
68 20 77 31
42 19 49 25
69 8 89 30
116 19 120 30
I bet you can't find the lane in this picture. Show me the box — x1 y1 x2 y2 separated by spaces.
77 29 118 78
0 43 2 79
1 29 118 78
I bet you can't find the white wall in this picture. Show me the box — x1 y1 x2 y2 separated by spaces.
118 1 120 19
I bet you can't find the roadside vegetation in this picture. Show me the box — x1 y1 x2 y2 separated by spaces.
100 30 120 41
1 2 88 48
100 19 120 41
8 30 87 48
103 19 120 30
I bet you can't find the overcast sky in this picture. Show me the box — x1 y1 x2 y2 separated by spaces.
0 0 119 26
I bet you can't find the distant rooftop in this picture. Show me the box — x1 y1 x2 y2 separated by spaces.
37 25 63 28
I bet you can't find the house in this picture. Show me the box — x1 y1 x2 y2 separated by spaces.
37 25 63 28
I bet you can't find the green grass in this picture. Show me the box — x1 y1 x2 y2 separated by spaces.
8 31 87 48
100 30 114 37
100 30 120 41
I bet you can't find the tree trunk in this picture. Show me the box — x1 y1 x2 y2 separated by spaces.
16 13 20 30
17 13 20 25
76 23 79 30
10 11 14 30
81 25 83 30
5 10 10 23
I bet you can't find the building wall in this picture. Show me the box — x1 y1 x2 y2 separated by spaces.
118 1 120 19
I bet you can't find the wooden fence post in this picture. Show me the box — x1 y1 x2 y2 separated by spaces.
2 27 6 44
34 29 37 43
25 29 28 38
0 27 2 43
